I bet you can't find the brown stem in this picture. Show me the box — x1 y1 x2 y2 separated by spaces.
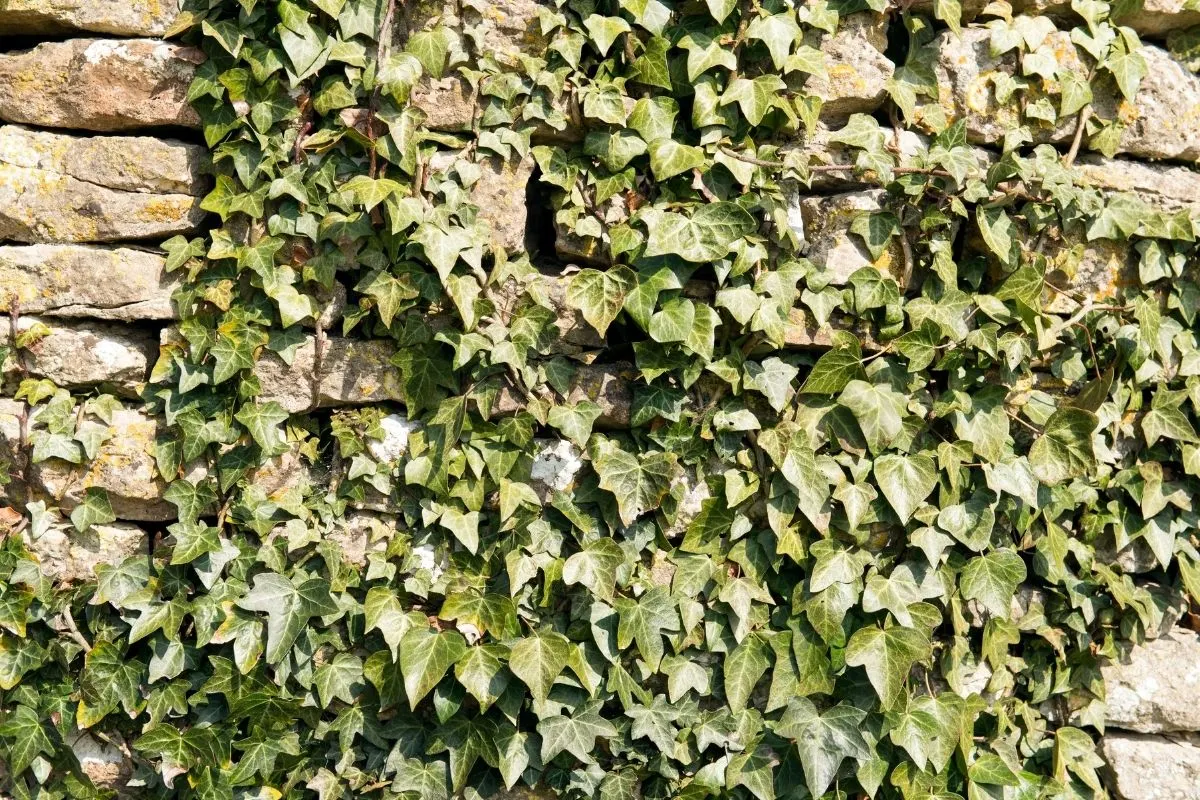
1063 105 1092 168
61 608 92 652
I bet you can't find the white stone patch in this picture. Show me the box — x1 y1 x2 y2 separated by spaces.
411 541 446 581
368 414 421 463
666 469 711 538
530 438 584 495
83 40 135 65
93 338 136 369
69 729 125 789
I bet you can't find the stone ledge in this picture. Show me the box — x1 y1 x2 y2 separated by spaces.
918 28 1200 163
3 317 156 396
0 126 208 243
1102 731 1200 800
0 39 201 132
0 0 182 37
0 244 178 321
801 13 894 122
25 520 148 584
1103 631 1200 734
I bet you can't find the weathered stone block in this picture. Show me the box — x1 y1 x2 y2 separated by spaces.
0 245 178 321
917 28 1200 162
430 150 535 252
801 13 894 121
0 126 208 243
0 39 201 132
253 336 405 413
1104 632 1200 734
495 363 633 428
1102 732 1200 800
26 521 147 583
1017 0 1200 37
0 0 181 37
4 318 156 395
410 76 476 132
796 190 907 286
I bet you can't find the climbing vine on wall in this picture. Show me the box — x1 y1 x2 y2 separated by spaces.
3 0 1200 798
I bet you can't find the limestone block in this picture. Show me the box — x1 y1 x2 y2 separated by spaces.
410 76 476 132
917 28 1200 162
496 363 633 428
1102 732 1200 800
796 190 907 286
0 39 201 131
254 336 404 413
5 318 155 395
0 245 178 321
0 126 208 243
430 151 534 252
0 0 181 36
1104 632 1200 734
801 13 894 121
26 521 147 583
1017 0 1200 37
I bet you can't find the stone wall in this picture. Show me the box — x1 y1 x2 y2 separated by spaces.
2 1 1200 798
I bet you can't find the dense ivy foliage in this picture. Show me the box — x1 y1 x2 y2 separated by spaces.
3 0 1200 798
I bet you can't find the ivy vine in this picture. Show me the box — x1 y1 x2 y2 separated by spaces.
2 0 1200 798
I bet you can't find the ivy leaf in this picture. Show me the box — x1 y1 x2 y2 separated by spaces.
724 634 771 712
1029 408 1097 485
746 12 801 70
583 14 632 56
355 269 420 327
839 380 908 453
70 487 115 534
801 341 866 395
0 705 53 776
563 539 625 602
647 138 706 180
1143 406 1200 446
538 701 618 764
844 624 931 708
399 627 467 710
720 76 786 126
745 357 798 412
705 0 738 22
614 586 679 670
163 479 217 525
440 590 520 639
234 401 290 457
649 297 696 343
439 506 481 555
567 267 638 337
236 573 338 664
642 203 757 263
315 653 364 707
874 454 939 524
960 549 1027 618
593 442 679 525
510 630 571 704
168 521 221 565
774 698 871 799
977 206 1018 266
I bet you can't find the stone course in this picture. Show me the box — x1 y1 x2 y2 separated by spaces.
0 0 181 36
0 39 201 131
0 126 208 243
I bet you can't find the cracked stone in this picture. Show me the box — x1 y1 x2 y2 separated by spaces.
0 39 201 131
799 13 894 121
0 0 182 36
4 317 156 395
26 520 147 583
1102 732 1200 800
252 335 405 414
796 190 907 286
918 28 1200 162
0 125 208 243
0 244 178 321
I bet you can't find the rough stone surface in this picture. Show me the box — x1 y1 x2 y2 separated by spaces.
67 729 130 791
0 401 311 522
1102 732 1200 800
797 190 907 286
410 76 476 132
326 512 397 567
493 274 604 352
496 363 633 428
800 13 894 121
0 126 208 243
27 521 147 583
0 39 201 131
0 0 180 36
0 245 178 321
1017 0 1200 36
5 317 155 395
431 151 535 251
1103 632 1200 734
918 29 1200 162
368 414 421 463
254 336 405 413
